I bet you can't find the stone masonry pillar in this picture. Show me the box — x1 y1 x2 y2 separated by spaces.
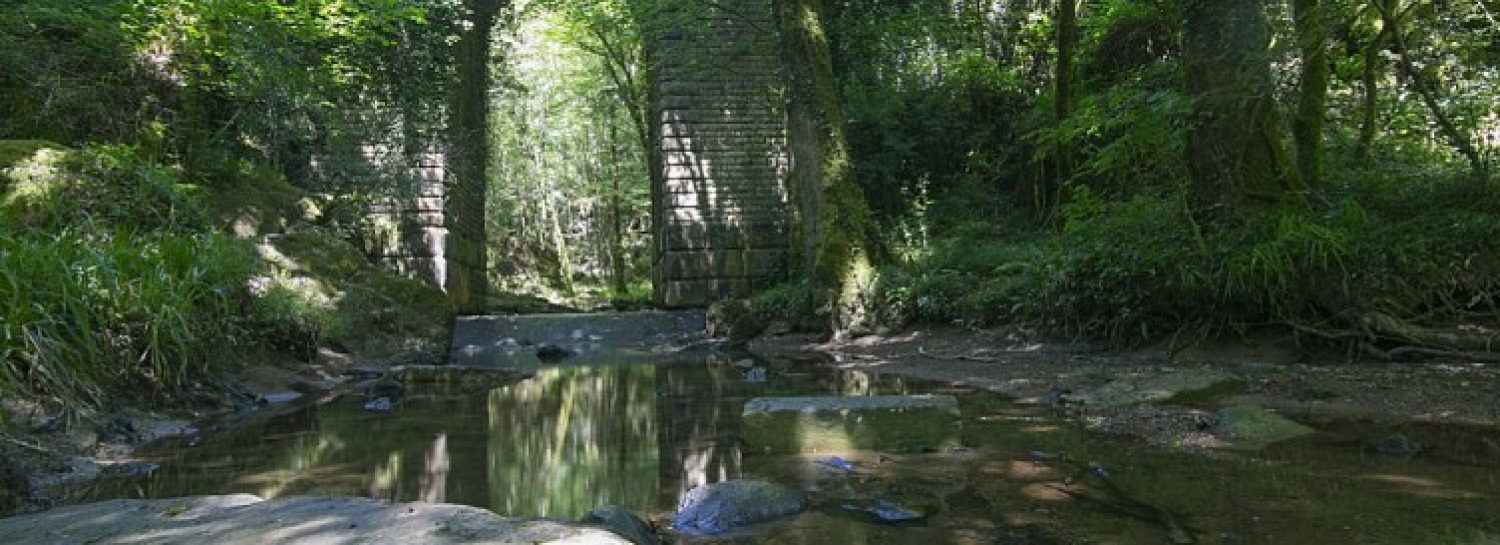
652 0 790 307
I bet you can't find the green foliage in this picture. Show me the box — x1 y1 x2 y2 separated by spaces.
746 282 818 330
1031 73 1191 192
1038 192 1213 344
2 144 208 233
0 230 259 408
249 230 455 358
488 4 653 300
0 1 151 143
876 213 1048 329
875 163 1500 348
831 0 1032 225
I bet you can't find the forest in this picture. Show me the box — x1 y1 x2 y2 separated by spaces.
0 0 1498 455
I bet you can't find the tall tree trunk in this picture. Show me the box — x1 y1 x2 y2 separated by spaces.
1053 0 1077 207
776 0 880 336
1182 0 1304 207
1292 0 1328 187
607 111 628 296
1354 25 1388 165
447 0 504 312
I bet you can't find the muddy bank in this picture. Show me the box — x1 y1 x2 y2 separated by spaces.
748 326 1500 448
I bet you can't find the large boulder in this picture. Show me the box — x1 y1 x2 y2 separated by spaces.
1075 368 1243 407
580 505 661 545
671 480 805 534
0 495 636 544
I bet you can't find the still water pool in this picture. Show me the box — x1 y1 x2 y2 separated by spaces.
92 353 1500 544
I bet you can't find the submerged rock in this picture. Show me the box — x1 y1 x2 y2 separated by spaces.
1079 369 1243 408
254 392 302 406
740 395 961 453
536 343 575 362
581 505 661 545
671 480 805 534
103 462 160 478
1374 434 1421 458
841 499 927 522
362 397 394 412
1211 404 1314 448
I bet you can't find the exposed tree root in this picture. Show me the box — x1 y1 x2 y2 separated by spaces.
1288 311 1500 362
916 346 1000 362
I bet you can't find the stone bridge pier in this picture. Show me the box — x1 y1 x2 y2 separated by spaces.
370 0 791 310
652 0 790 307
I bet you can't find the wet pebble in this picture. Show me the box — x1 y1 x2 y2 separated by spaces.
363 397 394 412
255 392 302 406
536 343 574 362
104 462 160 478
1374 434 1420 458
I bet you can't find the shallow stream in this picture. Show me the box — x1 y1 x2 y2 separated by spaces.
90 351 1500 544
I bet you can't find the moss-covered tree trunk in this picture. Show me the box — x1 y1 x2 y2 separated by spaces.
1292 0 1327 187
775 0 879 335
1183 0 1304 206
447 0 504 313
1354 23 1388 165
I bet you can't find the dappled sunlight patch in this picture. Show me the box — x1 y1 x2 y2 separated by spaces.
369 452 404 498
1356 474 1488 500
1020 424 1063 434
1005 460 1061 480
1019 482 1074 502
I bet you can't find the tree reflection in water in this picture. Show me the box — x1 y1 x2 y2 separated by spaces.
487 365 659 518
421 433 448 502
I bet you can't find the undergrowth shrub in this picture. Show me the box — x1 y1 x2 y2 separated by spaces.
2 144 206 233
881 165 1500 349
1038 191 1213 344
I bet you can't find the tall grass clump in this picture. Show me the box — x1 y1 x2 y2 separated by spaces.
0 230 259 409
0 143 267 411
1034 191 1216 345
876 212 1050 329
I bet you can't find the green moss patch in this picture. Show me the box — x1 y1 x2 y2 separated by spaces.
255 229 454 359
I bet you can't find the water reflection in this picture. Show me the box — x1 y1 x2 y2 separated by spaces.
83 355 1500 544
101 357 909 523
485 365 659 518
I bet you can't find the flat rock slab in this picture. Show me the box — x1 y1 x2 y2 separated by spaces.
451 310 706 368
0 495 634 545
1212 404 1316 449
741 395 961 454
1077 369 1243 407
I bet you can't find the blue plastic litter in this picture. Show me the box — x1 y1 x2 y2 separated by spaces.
821 456 857 473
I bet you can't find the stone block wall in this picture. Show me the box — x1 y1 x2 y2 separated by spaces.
653 0 790 307
361 153 449 288
358 150 483 311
